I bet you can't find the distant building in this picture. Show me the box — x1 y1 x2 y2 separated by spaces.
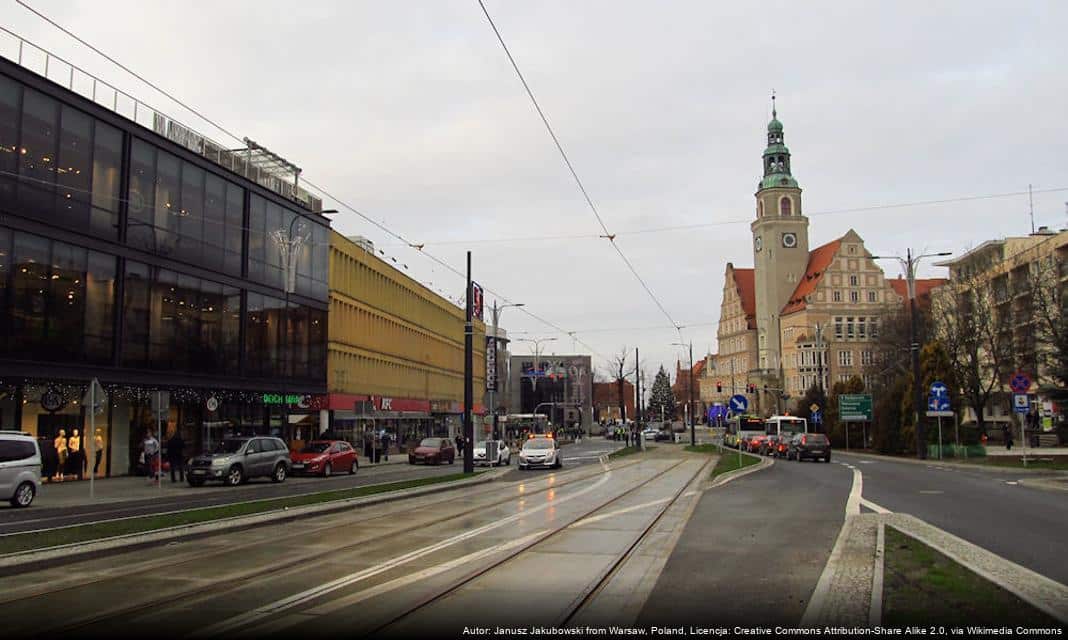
508 354 592 429
593 380 635 424
672 358 706 421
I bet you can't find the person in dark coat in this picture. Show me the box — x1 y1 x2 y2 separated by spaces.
39 437 58 482
1004 425 1014 451
167 431 186 482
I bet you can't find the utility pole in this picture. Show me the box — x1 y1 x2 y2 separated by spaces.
463 251 474 474
635 347 640 426
672 340 696 446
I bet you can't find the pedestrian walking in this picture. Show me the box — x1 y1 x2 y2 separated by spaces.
381 432 391 461
1004 425 1014 451
167 430 186 483
142 428 160 485
456 434 465 457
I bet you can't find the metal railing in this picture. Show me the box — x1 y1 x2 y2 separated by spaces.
0 26 322 212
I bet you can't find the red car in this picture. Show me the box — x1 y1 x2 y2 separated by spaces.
746 434 768 454
290 440 358 477
408 437 456 465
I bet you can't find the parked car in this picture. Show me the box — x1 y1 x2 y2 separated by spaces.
408 437 456 465
291 440 358 477
787 433 832 462
187 437 291 486
0 431 41 508
654 429 673 442
472 440 511 466
518 435 562 470
642 427 659 439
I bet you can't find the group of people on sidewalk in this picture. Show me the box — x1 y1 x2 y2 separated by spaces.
139 428 187 485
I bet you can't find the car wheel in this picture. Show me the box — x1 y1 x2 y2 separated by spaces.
226 465 244 487
323 463 332 478
350 460 358 475
10 481 35 508
272 463 287 483
188 478 205 487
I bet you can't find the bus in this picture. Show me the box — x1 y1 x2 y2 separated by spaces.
724 415 765 449
764 415 809 455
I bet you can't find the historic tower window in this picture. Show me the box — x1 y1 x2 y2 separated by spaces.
780 197 792 216
758 200 764 217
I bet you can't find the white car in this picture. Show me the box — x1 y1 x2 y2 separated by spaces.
518 436 562 470
642 428 659 439
472 440 511 466
0 431 41 507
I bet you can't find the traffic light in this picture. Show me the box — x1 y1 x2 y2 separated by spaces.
763 384 768 393
716 381 722 393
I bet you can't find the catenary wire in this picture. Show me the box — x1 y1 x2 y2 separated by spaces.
476 0 683 336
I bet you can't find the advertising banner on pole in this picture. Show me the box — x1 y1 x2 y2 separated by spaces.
485 335 497 391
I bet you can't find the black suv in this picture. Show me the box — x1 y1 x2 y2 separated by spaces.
787 433 831 462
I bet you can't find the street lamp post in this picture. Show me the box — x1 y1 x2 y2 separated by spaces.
489 301 524 442
673 341 696 447
871 249 951 459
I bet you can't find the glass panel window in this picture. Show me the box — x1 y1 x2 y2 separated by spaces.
849 290 859 303
846 317 855 339
10 232 51 358
198 279 224 374
849 275 858 286
245 292 266 376
838 350 853 367
834 317 843 340
222 287 241 372
127 139 156 251
84 251 116 364
150 268 178 368
224 183 244 276
858 317 867 339
867 290 877 303
832 290 841 302
248 195 266 282
18 89 59 215
55 105 93 230
90 122 121 238
153 152 180 257
861 350 873 366
0 76 22 202
203 173 226 272
0 229 10 352
122 261 151 368
175 163 204 264
48 241 87 359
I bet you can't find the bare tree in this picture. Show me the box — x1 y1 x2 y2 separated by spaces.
610 347 630 422
931 270 1014 436
1025 256 1068 402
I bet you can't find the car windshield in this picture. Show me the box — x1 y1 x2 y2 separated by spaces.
523 439 553 450
213 440 246 454
300 442 331 453
420 438 443 447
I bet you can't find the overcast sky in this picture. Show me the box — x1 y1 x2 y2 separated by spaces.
4 1 1066 382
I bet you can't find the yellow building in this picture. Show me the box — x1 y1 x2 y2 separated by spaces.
326 233 485 446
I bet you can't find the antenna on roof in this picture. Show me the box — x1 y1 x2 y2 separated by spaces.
1029 184 1035 234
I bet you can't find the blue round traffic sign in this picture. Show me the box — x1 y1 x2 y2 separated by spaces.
729 394 749 412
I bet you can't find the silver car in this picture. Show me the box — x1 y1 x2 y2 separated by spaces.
187 437 291 486
0 431 42 507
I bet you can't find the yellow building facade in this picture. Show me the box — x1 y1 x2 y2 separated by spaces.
327 233 485 443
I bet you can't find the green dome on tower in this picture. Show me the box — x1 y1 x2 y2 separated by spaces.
768 117 783 133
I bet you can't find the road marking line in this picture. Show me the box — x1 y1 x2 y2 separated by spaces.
194 470 614 637
242 530 551 636
571 497 672 527
1006 481 1019 485
918 490 944 494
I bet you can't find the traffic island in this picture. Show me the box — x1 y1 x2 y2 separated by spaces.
0 471 496 571
883 526 1061 627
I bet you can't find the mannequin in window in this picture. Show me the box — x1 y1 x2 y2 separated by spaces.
69 428 83 480
54 429 68 482
93 428 105 476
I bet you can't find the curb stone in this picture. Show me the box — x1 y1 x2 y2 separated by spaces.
708 452 772 488
837 450 1067 476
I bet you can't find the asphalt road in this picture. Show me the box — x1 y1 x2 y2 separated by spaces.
638 454 853 626
838 450 1068 585
0 438 623 534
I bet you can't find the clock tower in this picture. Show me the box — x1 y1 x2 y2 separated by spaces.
751 96 809 377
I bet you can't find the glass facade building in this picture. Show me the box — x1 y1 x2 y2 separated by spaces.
0 58 329 476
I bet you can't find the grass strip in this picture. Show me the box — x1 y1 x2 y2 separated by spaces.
608 446 642 459
883 526 1060 626
962 457 1068 471
684 444 762 478
0 472 477 556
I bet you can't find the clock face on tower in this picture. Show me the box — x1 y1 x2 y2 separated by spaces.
754 236 763 252
782 232 798 248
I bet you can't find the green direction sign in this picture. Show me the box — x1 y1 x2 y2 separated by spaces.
838 394 873 422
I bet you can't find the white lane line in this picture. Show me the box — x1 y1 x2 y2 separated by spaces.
861 498 891 514
918 490 944 495
242 530 550 636
858 461 874 464
1006 481 1019 486
194 470 614 637
846 466 862 515
571 497 672 527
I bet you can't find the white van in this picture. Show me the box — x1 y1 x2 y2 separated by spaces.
0 431 42 507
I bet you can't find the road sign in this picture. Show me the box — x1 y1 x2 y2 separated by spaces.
1010 372 1032 394
929 381 948 397
729 394 749 413
1013 393 1030 414
927 380 951 413
811 410 822 424
809 403 820 413
838 394 873 422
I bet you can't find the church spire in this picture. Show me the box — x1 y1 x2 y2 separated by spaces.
760 94 798 190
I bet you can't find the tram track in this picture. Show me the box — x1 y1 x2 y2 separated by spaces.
6 458 638 638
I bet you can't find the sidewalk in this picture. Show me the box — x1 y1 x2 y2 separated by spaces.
24 455 413 510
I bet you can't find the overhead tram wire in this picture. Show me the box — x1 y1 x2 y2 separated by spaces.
382 185 1068 247
15 1 611 363
476 0 683 337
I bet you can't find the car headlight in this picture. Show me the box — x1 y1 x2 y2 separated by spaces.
211 457 230 467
